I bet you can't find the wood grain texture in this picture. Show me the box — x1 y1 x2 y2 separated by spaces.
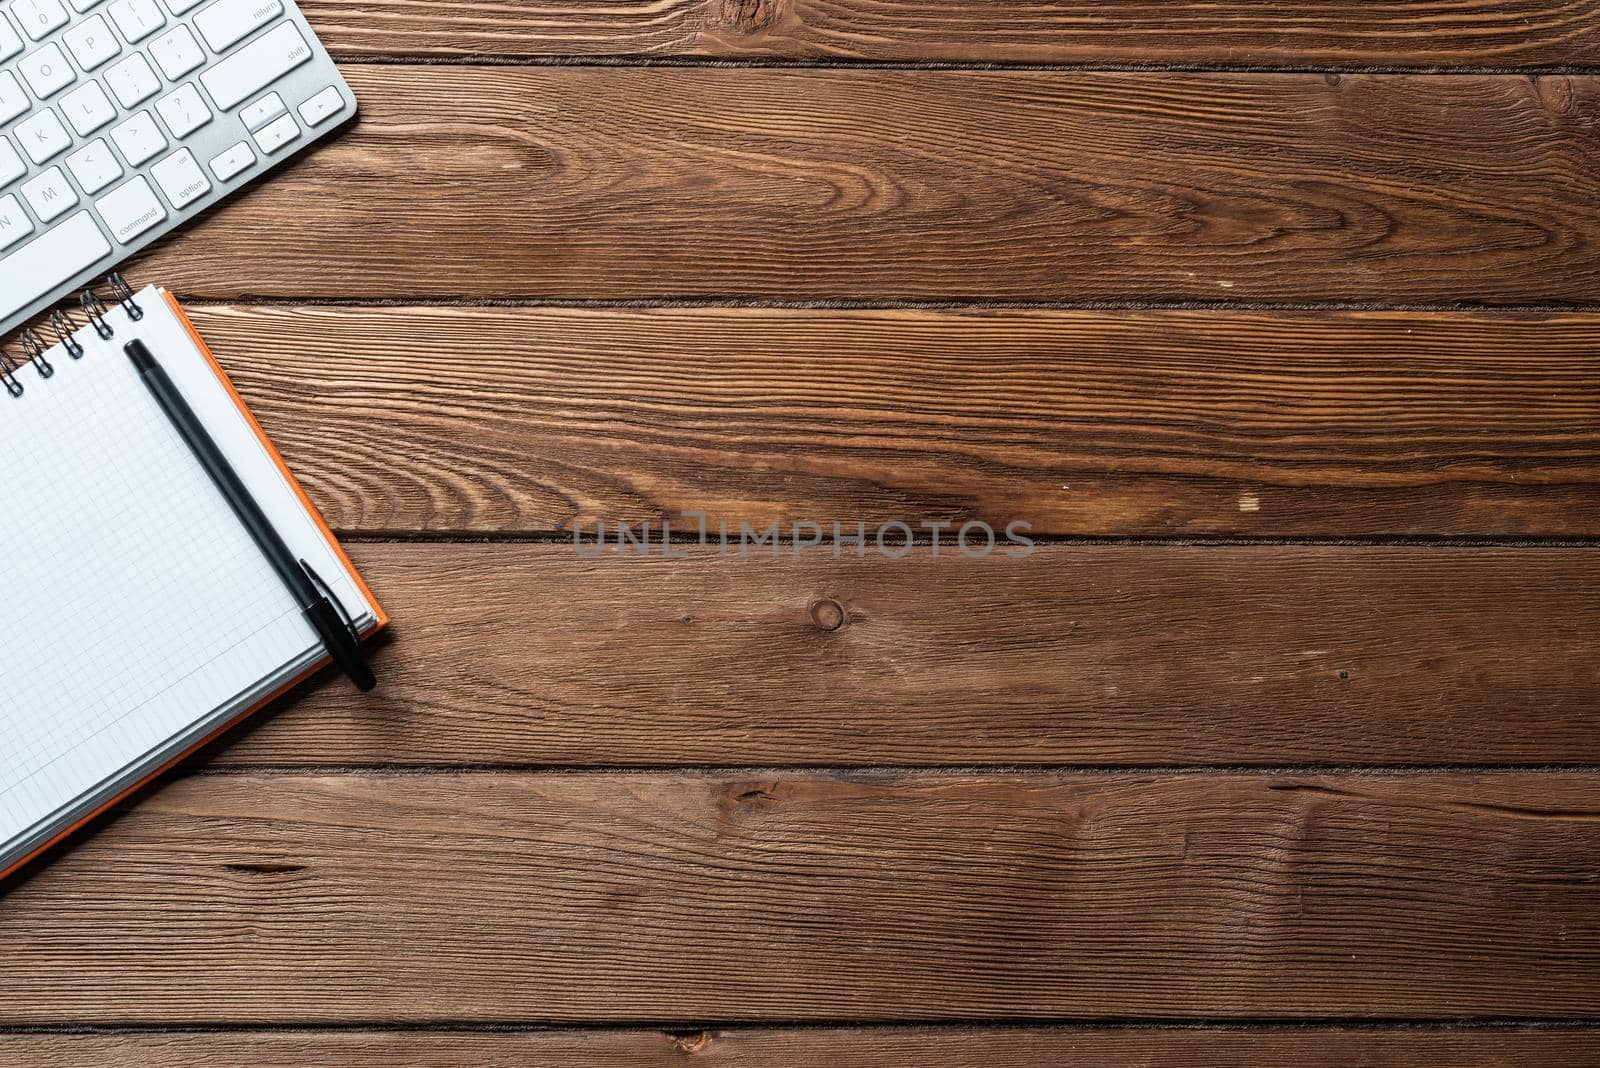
6 771 1600 1022
200 542 1600 767
8 1026 1600 1066
186 303 1600 537
137 68 1600 306
300 0 1600 68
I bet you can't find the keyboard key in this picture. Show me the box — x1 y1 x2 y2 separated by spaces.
105 52 159 107
11 0 68 41
21 165 77 222
66 0 103 12
18 42 75 99
62 12 117 69
239 90 283 130
17 109 70 164
0 138 24 186
250 111 296 154
0 193 33 248
0 71 28 124
94 174 164 242
200 21 308 110
150 146 208 207
66 137 121 193
0 212 111 320
155 82 211 137
297 84 343 128
207 139 252 180
193 0 279 52
106 0 163 42
0 12 22 59
148 22 201 78
61 81 115 135
110 109 165 165
162 0 203 12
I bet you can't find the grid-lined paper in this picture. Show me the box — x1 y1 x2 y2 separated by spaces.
0 288 375 865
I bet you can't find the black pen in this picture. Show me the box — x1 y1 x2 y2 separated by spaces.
125 338 377 692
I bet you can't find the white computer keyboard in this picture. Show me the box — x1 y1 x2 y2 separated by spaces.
0 0 355 334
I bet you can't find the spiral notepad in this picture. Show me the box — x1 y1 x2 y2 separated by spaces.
0 278 386 880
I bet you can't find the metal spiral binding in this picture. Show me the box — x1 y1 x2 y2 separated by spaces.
1 273 140 401
0 347 23 398
108 272 143 320
79 289 114 339
19 329 53 379
50 308 84 358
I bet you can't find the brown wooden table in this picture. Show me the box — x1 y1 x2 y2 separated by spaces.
5 2 1600 1063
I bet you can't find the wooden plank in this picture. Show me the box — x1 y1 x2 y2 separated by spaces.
137 68 1600 306
7 1026 1600 1066
5 771 1600 1021
300 0 1600 68
187 303 1600 538
206 542 1600 767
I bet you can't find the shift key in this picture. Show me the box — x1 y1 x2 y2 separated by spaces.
200 22 310 111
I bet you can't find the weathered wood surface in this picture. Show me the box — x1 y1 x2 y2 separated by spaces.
189 542 1600 768
183 303 1600 538
5 772 1600 1022
7 1026 1600 1066
301 0 1600 68
13 0 1600 1050
190 543 1600 767
134 69 1600 306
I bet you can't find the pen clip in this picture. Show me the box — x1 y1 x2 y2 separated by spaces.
300 558 361 644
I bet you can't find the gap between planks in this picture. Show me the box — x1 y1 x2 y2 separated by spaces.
330 55 1600 76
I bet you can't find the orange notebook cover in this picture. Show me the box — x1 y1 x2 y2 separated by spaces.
0 283 386 883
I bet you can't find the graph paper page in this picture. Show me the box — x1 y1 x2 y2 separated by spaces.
0 288 374 864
